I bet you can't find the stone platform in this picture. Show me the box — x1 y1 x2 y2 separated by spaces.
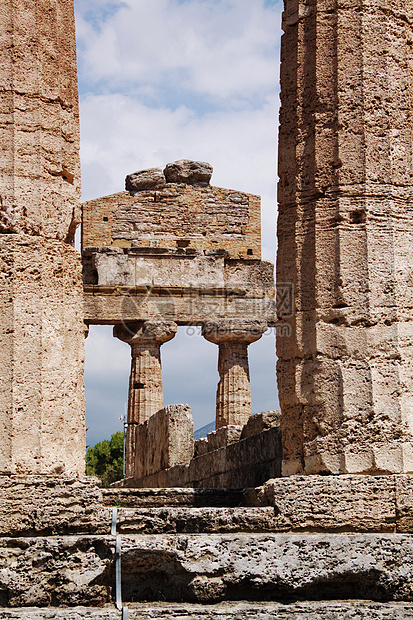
1 475 413 614
1 602 413 619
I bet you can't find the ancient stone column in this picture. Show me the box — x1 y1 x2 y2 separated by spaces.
203 320 267 429
277 0 413 474
0 0 85 474
114 321 177 477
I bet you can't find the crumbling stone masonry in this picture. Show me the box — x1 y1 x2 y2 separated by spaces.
277 0 413 475
0 0 85 474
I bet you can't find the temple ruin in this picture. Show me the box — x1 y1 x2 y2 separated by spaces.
82 161 279 486
1 0 413 616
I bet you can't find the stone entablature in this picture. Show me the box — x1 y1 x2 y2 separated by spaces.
81 160 261 260
82 246 276 325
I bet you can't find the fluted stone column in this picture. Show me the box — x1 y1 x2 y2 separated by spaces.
0 0 85 475
114 321 177 477
203 321 267 429
277 0 413 474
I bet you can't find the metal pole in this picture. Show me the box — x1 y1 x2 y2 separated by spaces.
119 411 127 479
123 420 126 478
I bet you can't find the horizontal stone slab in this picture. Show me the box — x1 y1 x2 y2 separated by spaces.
1 602 413 619
1 533 413 606
103 487 247 508
0 476 108 537
83 285 277 326
1 475 413 537
115 507 278 534
251 474 413 533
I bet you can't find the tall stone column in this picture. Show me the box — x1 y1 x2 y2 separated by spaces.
203 320 267 429
114 321 177 477
277 0 413 474
0 0 85 474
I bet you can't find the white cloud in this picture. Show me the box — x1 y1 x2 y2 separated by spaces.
75 0 281 103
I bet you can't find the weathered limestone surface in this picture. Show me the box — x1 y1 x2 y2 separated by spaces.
125 167 166 192
277 0 413 474
252 474 412 532
116 426 282 489
1 533 412 605
0 476 107 537
164 160 213 185
0 0 81 239
82 249 276 325
2 474 413 538
0 0 85 475
1 602 413 619
0 237 85 475
203 320 267 428
134 405 194 479
102 487 247 508
111 474 413 534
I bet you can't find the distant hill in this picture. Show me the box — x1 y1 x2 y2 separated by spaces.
194 420 215 440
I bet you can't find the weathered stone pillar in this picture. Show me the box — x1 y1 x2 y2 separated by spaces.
277 0 413 474
203 320 267 429
114 321 177 477
0 0 85 474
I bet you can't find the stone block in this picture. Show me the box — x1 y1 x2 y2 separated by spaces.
163 159 213 185
0 476 106 537
126 168 166 192
0 236 85 475
207 426 243 451
1 602 413 619
0 0 81 240
241 410 281 439
194 438 209 457
135 405 194 478
118 533 413 603
256 475 397 532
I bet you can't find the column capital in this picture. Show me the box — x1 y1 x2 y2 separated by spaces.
114 320 177 346
202 320 267 345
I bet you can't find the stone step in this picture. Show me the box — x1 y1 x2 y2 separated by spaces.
115 506 278 534
1 533 413 607
102 487 248 508
2 475 413 538
0 602 413 619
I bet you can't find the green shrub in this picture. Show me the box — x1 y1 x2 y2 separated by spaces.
86 431 124 487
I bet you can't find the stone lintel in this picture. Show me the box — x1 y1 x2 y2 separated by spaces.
83 286 277 326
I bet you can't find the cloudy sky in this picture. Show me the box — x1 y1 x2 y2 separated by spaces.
73 0 283 448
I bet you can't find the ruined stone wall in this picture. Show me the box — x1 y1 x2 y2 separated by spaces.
0 0 85 474
277 0 413 474
118 409 282 489
82 184 261 260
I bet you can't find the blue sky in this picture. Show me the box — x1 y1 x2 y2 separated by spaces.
74 0 283 447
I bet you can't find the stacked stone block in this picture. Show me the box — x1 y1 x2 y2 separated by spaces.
82 161 261 260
